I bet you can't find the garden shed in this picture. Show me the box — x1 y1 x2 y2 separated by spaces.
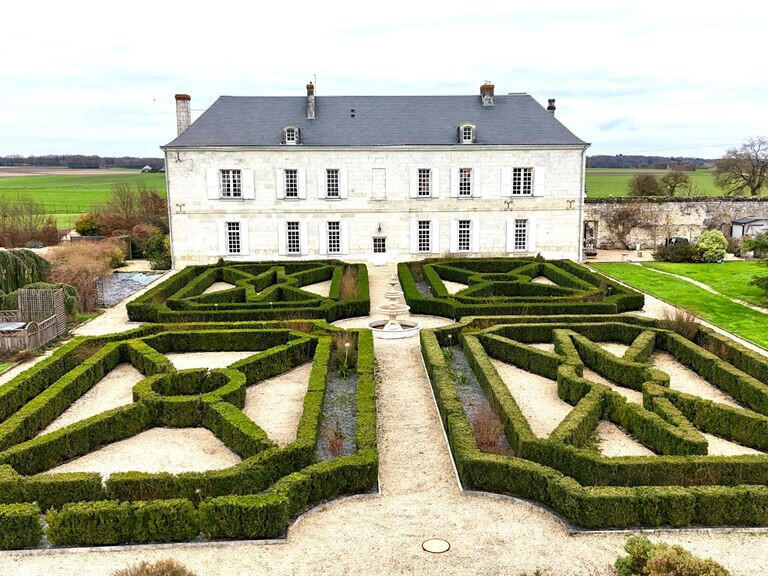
731 216 768 239
0 288 68 351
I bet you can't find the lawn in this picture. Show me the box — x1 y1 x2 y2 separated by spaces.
642 261 768 308
0 171 166 227
592 262 768 349
586 168 723 198
0 362 11 374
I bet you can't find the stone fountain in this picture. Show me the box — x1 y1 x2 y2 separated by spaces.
368 275 420 339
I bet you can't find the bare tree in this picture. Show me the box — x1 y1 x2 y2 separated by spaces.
714 137 768 196
603 203 651 249
659 171 691 196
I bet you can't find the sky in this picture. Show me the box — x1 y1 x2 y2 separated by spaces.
1 0 766 159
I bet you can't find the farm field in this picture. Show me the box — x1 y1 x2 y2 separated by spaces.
642 261 768 308
586 168 722 198
593 262 768 348
0 170 166 228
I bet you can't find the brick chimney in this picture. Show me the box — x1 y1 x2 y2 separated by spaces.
175 94 191 135
480 81 495 106
547 98 556 116
306 82 316 120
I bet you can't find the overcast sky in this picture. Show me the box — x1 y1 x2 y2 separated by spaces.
2 0 766 158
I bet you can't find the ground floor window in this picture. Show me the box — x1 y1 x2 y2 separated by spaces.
458 220 471 252
327 221 340 254
287 221 301 254
373 237 386 253
226 222 241 254
514 219 528 251
418 220 431 252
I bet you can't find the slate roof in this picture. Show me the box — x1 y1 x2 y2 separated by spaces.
732 216 767 224
164 94 586 148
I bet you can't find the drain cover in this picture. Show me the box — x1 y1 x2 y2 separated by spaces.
422 538 451 554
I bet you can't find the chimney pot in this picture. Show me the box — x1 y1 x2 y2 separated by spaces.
480 81 495 106
547 98 556 115
175 94 191 135
306 82 316 120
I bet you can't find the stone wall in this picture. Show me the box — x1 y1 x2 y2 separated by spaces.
584 197 768 249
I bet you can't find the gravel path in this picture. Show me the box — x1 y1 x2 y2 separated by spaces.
38 363 143 436
202 281 235 294
243 362 312 447
596 421 654 457
442 280 467 295
650 351 742 409
301 280 331 297
164 351 259 370
531 276 557 285
598 342 629 357
583 367 644 405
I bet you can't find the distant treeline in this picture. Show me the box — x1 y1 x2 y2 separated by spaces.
587 155 713 169
0 155 164 170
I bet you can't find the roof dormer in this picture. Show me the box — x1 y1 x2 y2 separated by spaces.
283 126 300 145
458 123 476 144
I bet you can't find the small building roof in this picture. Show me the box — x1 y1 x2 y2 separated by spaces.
732 216 767 225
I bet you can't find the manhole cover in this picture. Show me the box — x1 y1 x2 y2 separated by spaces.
422 538 451 554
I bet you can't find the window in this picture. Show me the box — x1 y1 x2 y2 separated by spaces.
373 237 386 253
219 169 242 198
327 221 340 254
458 220 471 252
512 167 533 196
286 222 301 254
418 220 431 252
284 127 297 145
284 169 299 198
514 219 528 251
226 222 241 254
462 125 474 143
458 168 472 197
418 168 431 197
326 169 340 198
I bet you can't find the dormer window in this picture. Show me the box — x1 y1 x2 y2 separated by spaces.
283 126 299 145
459 124 475 144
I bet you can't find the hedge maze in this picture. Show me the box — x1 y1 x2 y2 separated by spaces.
128 260 369 323
0 320 377 548
399 258 644 318
424 314 768 529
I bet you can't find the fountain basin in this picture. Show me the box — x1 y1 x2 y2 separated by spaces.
368 318 421 339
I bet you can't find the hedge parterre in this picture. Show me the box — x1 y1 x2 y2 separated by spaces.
399 258 644 318
423 313 768 529
0 320 377 548
127 260 369 323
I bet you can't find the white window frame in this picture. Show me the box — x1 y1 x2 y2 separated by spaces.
512 167 534 196
286 221 301 254
219 169 242 198
326 169 340 199
461 125 474 143
284 127 298 145
457 220 471 252
458 168 472 197
284 169 299 198
418 220 431 252
327 221 341 255
226 221 241 255
514 219 528 251
373 236 386 254
418 168 431 198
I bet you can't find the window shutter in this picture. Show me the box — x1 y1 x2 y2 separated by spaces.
317 168 326 199
506 217 516 253
533 167 546 197
457 126 462 144
239 221 250 255
409 219 419 253
431 219 440 253
275 168 285 199
473 167 482 198
450 219 459 252
295 127 301 145
339 168 348 199
278 221 287 255
432 168 440 198
318 222 327 255
297 168 307 199
450 167 459 198
217 221 227 255
241 170 255 200
409 168 419 198
501 167 512 197
207 169 220 200
528 218 537 252
472 218 480 252
299 221 309 255
340 220 350 254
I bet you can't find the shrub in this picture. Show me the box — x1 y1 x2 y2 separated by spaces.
146 234 171 270
615 535 730 576
74 212 102 236
112 560 198 576
322 420 345 457
696 230 728 263
658 308 700 340
653 242 702 263
628 174 663 197
0 503 41 549
0 197 60 248
0 249 49 294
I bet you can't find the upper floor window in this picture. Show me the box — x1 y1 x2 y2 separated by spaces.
512 167 533 196
458 168 472 197
220 169 242 198
283 126 298 145
418 168 431 197
284 169 299 198
326 169 340 198
514 219 528 251
418 220 431 252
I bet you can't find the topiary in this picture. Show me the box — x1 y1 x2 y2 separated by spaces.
696 230 728 263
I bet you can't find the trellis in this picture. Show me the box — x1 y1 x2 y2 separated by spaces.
0 288 67 352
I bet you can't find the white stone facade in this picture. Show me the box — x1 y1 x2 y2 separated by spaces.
165 146 586 267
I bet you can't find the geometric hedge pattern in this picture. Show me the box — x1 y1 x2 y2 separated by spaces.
400 258 644 318
0 320 377 549
424 314 768 529
127 260 369 323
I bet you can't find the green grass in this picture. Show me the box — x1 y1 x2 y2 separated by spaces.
0 172 166 227
642 261 768 308
0 362 11 374
592 262 768 349
586 169 723 198
74 311 102 325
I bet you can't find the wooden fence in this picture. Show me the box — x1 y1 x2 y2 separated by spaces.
0 288 68 352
